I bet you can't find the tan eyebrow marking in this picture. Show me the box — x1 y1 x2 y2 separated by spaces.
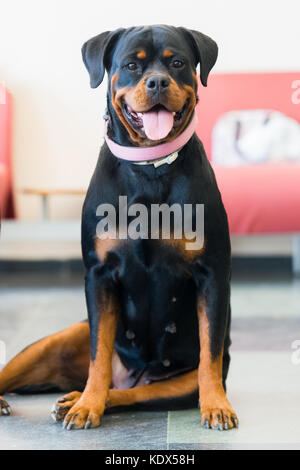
137 50 146 59
163 49 173 58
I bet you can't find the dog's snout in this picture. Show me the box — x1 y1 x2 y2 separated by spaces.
146 75 170 93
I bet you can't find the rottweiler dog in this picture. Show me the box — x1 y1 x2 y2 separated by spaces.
0 25 238 431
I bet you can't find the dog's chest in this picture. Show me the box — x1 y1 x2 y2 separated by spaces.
115 251 200 376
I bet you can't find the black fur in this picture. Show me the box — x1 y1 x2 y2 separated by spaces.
81 25 231 391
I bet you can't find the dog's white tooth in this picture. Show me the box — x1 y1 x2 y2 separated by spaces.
172 112 176 116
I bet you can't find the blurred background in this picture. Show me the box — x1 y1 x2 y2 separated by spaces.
1 0 300 268
0 0 300 450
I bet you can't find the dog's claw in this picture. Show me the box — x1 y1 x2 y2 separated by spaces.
204 419 210 429
51 411 57 422
66 421 74 431
51 391 82 424
84 420 92 430
67 413 78 431
201 403 238 431
50 403 58 422
0 398 11 416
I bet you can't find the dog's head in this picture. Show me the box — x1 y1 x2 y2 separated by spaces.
82 25 217 146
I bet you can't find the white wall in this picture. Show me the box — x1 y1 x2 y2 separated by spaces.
1 0 300 219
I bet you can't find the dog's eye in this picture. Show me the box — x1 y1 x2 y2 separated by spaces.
126 63 138 71
171 60 184 68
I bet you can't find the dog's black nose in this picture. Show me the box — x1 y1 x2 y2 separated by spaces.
146 75 170 93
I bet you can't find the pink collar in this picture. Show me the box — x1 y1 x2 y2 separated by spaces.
104 112 198 163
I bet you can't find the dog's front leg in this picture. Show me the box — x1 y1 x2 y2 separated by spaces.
196 267 238 431
62 264 120 430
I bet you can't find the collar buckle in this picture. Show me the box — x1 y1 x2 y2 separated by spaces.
132 150 180 168
153 151 179 168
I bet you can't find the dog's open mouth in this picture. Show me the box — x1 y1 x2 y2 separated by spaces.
122 100 189 141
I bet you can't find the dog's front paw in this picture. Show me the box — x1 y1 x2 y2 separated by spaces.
0 396 11 416
200 395 238 431
62 395 107 430
51 391 82 422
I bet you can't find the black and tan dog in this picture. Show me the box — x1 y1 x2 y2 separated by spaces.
0 25 238 431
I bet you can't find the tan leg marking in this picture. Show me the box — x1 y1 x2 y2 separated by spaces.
0 322 89 418
0 322 89 396
53 369 197 421
197 304 238 430
62 298 119 430
107 370 198 407
53 349 130 421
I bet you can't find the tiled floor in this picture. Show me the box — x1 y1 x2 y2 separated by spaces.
0 273 300 450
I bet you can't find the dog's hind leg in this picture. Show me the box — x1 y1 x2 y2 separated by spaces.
52 370 198 424
0 321 90 416
107 370 199 410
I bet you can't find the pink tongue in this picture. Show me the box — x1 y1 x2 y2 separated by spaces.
142 109 174 140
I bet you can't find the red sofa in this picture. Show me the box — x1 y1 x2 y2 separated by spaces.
195 72 300 235
0 83 13 218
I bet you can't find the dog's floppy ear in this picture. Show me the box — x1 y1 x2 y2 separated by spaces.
178 28 218 87
82 29 125 88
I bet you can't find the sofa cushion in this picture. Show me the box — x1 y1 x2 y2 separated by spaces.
213 163 300 234
0 162 8 213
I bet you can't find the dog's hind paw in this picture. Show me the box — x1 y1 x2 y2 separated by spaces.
51 391 82 422
0 396 11 416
